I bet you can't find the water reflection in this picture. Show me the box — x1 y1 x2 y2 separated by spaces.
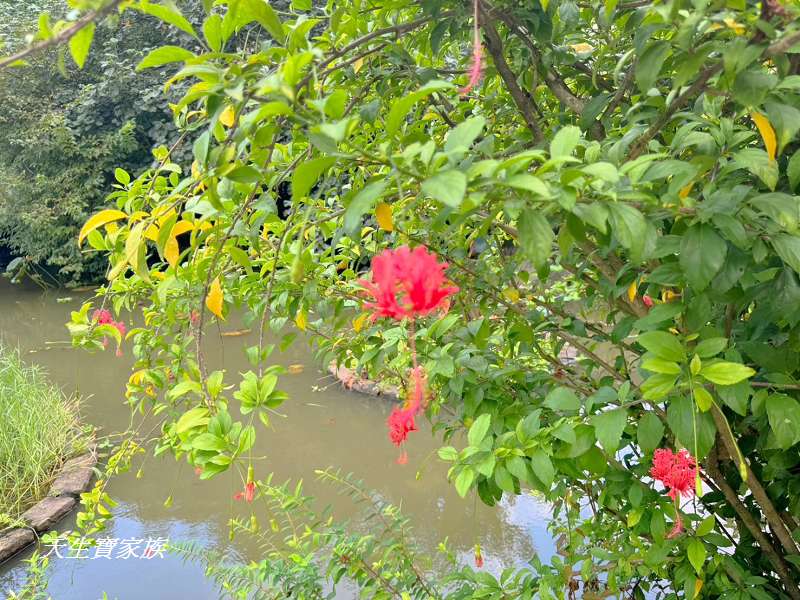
0 281 549 598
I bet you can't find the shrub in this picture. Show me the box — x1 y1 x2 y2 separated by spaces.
0 347 83 519
33 0 800 596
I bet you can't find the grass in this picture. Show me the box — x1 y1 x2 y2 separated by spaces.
0 347 85 519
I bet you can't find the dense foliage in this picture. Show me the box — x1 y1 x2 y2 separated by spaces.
0 0 200 284
5 0 800 596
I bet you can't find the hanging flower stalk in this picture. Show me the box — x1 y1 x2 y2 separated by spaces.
460 0 483 95
650 448 698 537
359 246 458 463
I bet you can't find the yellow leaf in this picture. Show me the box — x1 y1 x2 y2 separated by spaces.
79 209 127 245
679 182 694 199
105 222 119 235
172 220 195 237
295 309 307 331
191 160 201 179
723 17 745 35
376 202 394 232
144 224 160 241
129 210 149 223
502 287 520 302
627 280 637 303
569 43 594 53
353 57 364 73
220 105 235 128
752 111 777 161
693 578 703 599
353 312 370 332
288 363 304 374
206 277 225 320
164 234 179 267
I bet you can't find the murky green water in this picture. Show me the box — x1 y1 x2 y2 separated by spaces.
0 280 552 599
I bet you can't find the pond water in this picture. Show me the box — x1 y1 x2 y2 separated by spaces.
0 280 553 599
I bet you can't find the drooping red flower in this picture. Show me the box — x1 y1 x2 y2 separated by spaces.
234 481 256 503
650 448 698 500
667 515 684 539
387 406 417 447
359 246 459 321
642 295 654 308
460 0 483 95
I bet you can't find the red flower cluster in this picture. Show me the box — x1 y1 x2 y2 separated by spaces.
359 246 458 321
650 448 697 500
92 309 127 356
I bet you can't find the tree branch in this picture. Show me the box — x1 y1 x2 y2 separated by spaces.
707 444 800 600
0 0 124 71
480 17 545 143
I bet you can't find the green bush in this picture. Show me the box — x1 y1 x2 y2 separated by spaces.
0 347 83 519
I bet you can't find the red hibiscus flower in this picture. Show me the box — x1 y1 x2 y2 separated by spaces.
650 448 698 500
387 406 417 447
359 246 458 321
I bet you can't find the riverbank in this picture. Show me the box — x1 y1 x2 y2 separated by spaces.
0 346 93 561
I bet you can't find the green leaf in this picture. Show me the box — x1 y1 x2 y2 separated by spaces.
733 148 778 190
139 1 198 39
137 45 196 71
637 331 685 362
68 23 95 69
699 362 755 385
697 515 715 537
608 203 647 262
421 170 467 208
544 386 580 412
788 150 800 192
292 157 337 200
504 174 550 197
455 467 475 497
694 386 713 412
386 80 452 136
175 407 210 434
680 224 727 292
226 165 263 184
494 465 515 492
641 373 678 400
518 210 554 272
529 449 554 488
468 413 492 446
550 125 581 158
637 412 664 453
667 395 717 459
766 394 800 448
437 446 458 461
203 15 224 51
241 0 286 44
636 40 671 92
192 433 225 451
591 408 628 452
687 538 706 575
694 338 727 358
772 234 800 275
444 116 486 153
641 357 681 374
344 180 387 234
